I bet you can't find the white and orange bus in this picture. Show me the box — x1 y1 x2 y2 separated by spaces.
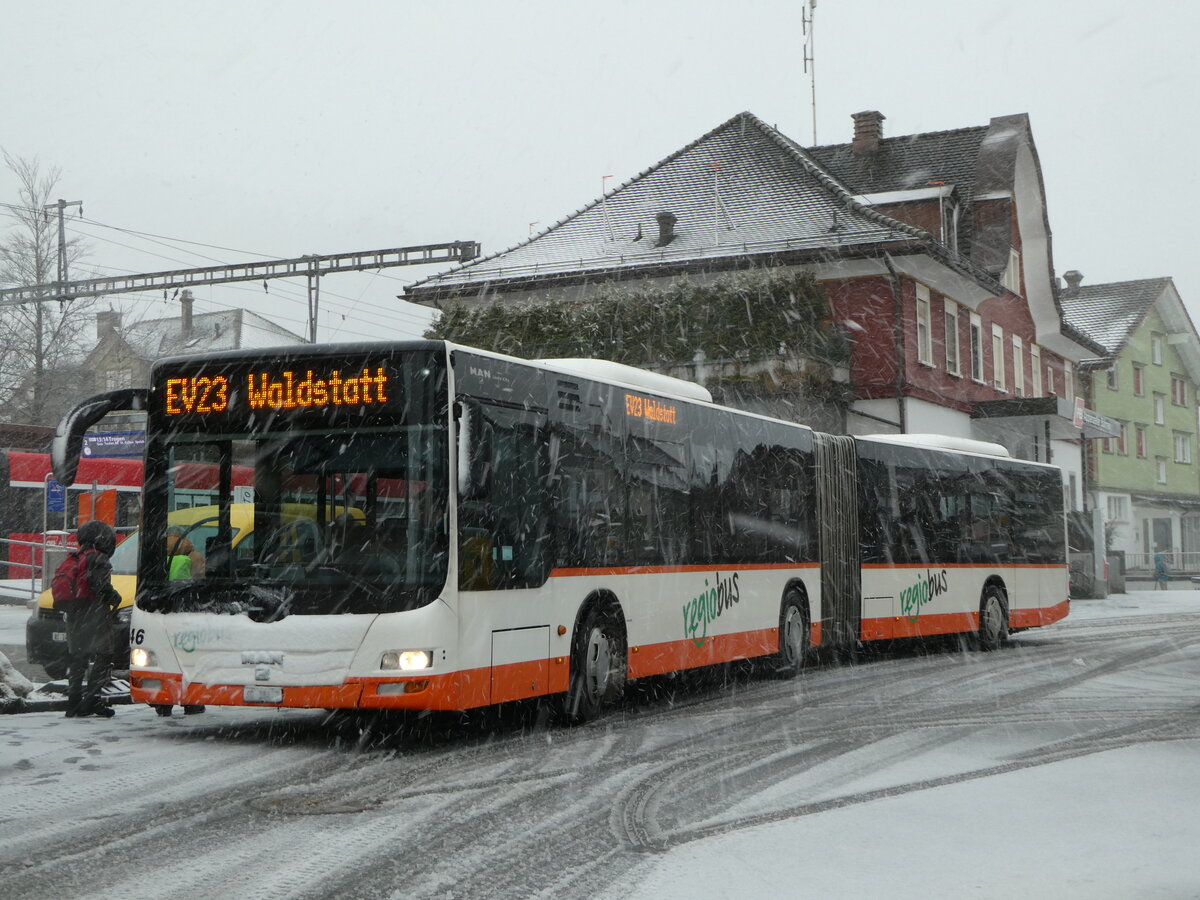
50 341 1068 720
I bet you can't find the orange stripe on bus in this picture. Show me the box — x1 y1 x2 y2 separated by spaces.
861 563 1069 570
628 628 780 678
130 621 803 712
862 597 1070 641
550 562 818 578
132 655 575 713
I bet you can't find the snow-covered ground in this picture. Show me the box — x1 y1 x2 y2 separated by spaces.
0 592 1197 899
0 578 41 606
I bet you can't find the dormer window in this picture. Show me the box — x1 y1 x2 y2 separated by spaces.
1001 248 1022 293
941 196 959 253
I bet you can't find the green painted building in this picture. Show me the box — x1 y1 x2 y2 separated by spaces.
1061 273 1200 568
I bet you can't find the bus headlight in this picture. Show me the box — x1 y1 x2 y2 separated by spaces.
380 650 432 671
130 648 157 668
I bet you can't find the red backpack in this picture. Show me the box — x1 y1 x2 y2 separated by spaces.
51 549 99 613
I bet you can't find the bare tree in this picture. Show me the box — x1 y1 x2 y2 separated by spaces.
0 151 94 425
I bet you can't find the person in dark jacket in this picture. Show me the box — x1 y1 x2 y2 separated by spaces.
62 521 121 718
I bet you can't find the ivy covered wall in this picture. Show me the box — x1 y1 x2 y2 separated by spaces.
425 269 848 370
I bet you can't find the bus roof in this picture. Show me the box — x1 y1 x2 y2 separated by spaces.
532 358 713 404
859 433 1011 459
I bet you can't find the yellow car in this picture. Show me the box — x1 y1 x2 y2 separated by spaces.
26 502 366 678
25 504 256 679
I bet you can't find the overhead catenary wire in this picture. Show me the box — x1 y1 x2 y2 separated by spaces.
0 204 449 337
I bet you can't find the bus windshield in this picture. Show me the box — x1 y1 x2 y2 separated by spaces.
137 346 451 617
139 427 449 616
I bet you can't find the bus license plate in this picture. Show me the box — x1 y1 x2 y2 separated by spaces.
52 632 66 642
244 685 283 704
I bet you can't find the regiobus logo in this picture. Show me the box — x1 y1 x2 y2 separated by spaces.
900 569 949 623
682 572 741 647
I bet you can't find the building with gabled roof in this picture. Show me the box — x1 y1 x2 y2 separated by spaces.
408 109 1117 511
87 291 305 395
1061 273 1200 567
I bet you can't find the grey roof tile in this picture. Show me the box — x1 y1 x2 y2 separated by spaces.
122 309 304 360
808 124 991 261
408 112 929 298
1059 278 1173 354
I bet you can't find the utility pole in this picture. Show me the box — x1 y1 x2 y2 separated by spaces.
43 198 83 301
305 255 321 343
32 198 82 420
803 0 818 145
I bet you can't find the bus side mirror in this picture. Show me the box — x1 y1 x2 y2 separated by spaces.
52 388 149 486
457 399 493 500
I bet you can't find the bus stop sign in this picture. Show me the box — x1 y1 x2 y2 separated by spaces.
46 478 66 514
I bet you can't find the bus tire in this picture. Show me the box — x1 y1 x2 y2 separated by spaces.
977 586 1009 651
774 590 810 677
562 603 626 723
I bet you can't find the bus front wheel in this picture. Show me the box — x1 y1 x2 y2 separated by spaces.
562 604 626 723
977 587 1009 651
774 591 810 677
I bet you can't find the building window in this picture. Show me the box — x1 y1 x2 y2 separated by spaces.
1136 425 1148 458
969 313 984 382
1172 374 1187 406
915 284 933 366
1002 248 1022 293
992 324 1006 391
1012 336 1024 397
1106 495 1129 522
1175 432 1192 464
941 198 959 252
1046 365 1056 396
1157 457 1168 483
1152 333 1164 365
1117 421 1128 455
1031 345 1043 396
1106 365 1119 390
1064 362 1074 402
1133 365 1145 396
944 299 960 376
1155 393 1166 425
103 368 133 391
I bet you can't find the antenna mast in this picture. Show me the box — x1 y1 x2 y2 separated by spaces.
803 0 818 145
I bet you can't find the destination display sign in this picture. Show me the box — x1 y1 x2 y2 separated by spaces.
163 366 390 417
152 350 445 432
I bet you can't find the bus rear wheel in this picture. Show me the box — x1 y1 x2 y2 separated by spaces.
562 604 626 723
774 591 810 677
977 587 1009 651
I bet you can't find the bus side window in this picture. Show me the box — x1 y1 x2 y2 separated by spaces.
457 401 549 589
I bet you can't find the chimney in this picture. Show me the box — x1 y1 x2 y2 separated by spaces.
1063 270 1084 290
96 310 121 340
180 289 194 339
655 211 677 247
851 110 885 156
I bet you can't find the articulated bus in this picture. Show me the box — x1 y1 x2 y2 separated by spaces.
50 341 1068 720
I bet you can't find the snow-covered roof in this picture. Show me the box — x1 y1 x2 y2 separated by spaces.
120 309 304 360
1059 278 1174 355
407 111 931 301
1060 277 1200 383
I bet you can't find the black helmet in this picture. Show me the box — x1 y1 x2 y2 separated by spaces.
77 520 117 557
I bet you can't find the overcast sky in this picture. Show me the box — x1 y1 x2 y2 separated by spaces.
2 0 1196 345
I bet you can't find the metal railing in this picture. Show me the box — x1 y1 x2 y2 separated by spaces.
1120 550 1200 575
0 535 59 604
